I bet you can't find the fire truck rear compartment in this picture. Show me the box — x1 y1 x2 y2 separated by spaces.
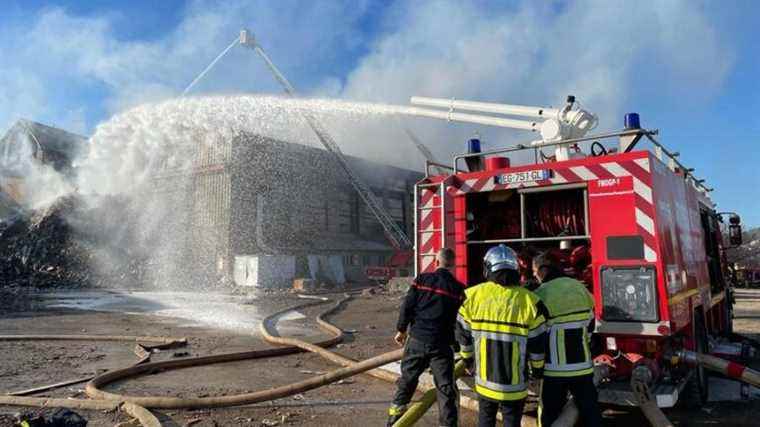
465 185 589 285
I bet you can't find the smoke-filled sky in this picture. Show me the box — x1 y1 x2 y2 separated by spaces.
1 0 759 225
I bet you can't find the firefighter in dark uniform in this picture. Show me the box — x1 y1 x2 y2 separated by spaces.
532 251 601 427
387 248 465 427
456 244 547 427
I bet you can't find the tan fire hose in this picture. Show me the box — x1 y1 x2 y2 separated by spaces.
630 365 674 427
0 335 187 396
0 291 505 426
277 295 492 417
0 292 405 425
82 293 402 408
547 364 610 427
676 349 760 388
390 361 467 427
0 397 162 427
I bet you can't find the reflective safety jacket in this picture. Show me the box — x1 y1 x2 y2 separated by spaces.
534 276 595 377
455 281 547 401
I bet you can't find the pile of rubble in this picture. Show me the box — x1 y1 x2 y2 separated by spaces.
0 194 146 289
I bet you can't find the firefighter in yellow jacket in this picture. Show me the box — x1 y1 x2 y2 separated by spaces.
456 244 547 427
533 250 601 427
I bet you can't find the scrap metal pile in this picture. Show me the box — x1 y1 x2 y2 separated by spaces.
0 194 146 289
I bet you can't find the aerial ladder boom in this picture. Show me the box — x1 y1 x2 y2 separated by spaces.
402 128 448 175
240 29 412 251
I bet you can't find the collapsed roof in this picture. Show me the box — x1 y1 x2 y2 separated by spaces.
0 119 87 176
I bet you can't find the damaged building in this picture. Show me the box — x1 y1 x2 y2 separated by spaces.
0 119 86 211
152 133 421 287
0 119 421 288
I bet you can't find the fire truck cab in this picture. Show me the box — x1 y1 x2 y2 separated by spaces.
414 118 741 407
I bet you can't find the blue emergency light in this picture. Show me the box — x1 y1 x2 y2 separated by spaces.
467 138 481 154
624 113 641 130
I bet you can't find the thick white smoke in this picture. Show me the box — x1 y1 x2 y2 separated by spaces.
337 0 733 164
0 1 733 170
0 131 74 209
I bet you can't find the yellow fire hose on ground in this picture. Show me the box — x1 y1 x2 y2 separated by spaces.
392 365 614 427
390 361 467 427
384 345 760 427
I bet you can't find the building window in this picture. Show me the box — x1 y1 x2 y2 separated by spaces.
330 190 359 234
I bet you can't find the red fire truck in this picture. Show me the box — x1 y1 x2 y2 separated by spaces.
411 96 743 407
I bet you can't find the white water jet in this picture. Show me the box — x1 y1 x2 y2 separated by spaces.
76 95 421 196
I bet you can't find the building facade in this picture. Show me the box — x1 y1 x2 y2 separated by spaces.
155 133 420 286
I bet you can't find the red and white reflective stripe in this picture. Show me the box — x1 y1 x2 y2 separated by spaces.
600 160 654 205
635 207 655 235
598 159 657 262
629 160 657 262
450 157 659 262
633 178 653 204
418 187 440 273
420 188 436 209
603 160 657 262
419 231 436 253
569 166 598 181
549 171 568 184
633 158 651 173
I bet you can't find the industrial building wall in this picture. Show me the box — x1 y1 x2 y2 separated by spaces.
188 139 232 279
146 133 420 286
229 136 417 248
143 171 194 287
226 134 420 284
191 170 231 277
229 134 342 255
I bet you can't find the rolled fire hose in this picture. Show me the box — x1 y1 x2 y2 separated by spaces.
676 349 760 388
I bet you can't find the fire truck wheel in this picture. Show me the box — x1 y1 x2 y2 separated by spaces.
683 313 710 407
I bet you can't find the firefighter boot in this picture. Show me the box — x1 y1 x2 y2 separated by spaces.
386 404 407 427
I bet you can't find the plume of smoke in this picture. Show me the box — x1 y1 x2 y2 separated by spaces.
338 0 734 162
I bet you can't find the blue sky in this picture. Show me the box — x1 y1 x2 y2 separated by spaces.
1 0 759 225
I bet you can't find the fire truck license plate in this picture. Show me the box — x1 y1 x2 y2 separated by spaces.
496 169 551 185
